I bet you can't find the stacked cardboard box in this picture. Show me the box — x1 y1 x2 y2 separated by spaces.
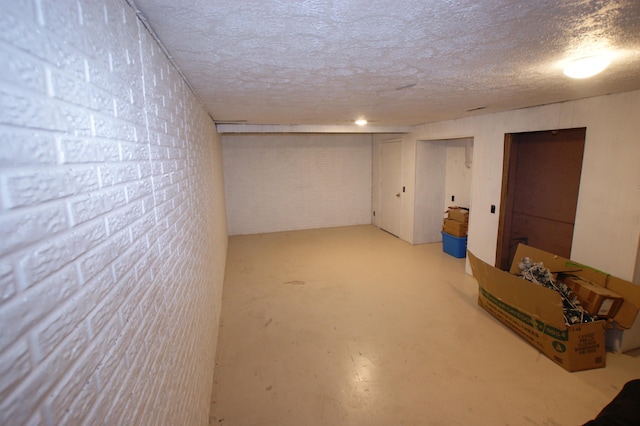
443 207 469 237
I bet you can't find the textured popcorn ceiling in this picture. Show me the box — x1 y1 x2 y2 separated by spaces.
132 0 640 128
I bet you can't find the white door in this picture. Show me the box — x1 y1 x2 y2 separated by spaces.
380 141 402 237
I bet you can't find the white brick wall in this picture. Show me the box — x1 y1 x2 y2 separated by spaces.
223 133 373 235
0 1 228 424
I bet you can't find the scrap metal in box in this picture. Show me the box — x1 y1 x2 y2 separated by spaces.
469 245 607 372
504 245 640 353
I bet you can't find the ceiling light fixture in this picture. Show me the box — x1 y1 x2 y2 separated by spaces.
355 119 367 126
563 55 611 79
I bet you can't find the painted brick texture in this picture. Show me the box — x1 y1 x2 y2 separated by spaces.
223 134 373 235
0 1 228 424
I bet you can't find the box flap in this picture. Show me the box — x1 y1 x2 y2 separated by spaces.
509 244 574 275
607 276 640 328
508 244 640 329
509 244 607 286
446 207 469 223
469 251 566 329
561 261 608 286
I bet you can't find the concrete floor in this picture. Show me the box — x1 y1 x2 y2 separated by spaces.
210 225 640 425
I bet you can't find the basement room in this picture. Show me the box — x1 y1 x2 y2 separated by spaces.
1 0 640 425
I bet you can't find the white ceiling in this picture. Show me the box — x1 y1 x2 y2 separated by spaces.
131 0 640 129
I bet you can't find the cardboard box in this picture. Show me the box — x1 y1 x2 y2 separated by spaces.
559 275 624 319
469 247 607 372
443 218 467 237
503 244 640 353
446 207 469 223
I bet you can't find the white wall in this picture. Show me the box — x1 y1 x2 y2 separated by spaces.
0 1 228 424
443 138 473 212
400 90 640 280
413 141 446 244
223 134 372 235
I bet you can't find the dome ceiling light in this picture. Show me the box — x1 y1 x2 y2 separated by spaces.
563 55 611 79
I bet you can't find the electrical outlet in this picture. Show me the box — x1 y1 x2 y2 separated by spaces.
451 195 455 202
491 205 496 214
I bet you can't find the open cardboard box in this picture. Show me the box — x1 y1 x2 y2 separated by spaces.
504 244 640 353
446 207 469 223
469 244 640 372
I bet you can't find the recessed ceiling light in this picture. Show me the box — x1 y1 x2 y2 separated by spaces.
563 55 611 79
355 119 367 126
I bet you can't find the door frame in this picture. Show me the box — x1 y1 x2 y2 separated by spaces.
380 140 403 237
496 133 515 269
496 128 586 269
413 137 474 244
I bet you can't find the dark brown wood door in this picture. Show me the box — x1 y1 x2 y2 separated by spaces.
496 128 586 270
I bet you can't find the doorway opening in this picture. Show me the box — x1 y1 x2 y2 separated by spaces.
496 128 586 270
414 137 473 244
